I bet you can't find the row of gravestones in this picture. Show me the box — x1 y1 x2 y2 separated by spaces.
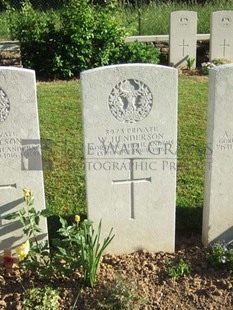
0 63 232 256
170 10 233 68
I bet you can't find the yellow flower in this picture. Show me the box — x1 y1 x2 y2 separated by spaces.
75 215 80 223
23 188 31 197
15 240 30 261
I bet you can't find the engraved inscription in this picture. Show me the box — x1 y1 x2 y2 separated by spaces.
0 131 21 159
108 79 153 123
0 88 10 124
220 16 231 28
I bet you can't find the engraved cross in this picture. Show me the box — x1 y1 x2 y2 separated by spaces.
112 158 151 219
220 39 230 57
179 39 189 57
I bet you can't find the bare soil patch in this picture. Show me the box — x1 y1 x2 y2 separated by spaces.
0 232 232 309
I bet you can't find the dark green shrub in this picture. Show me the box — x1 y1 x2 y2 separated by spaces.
7 0 160 79
7 0 59 77
114 41 160 64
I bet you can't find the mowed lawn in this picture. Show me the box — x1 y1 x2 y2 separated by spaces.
37 76 209 229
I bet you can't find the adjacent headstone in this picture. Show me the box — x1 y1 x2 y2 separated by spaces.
81 64 178 254
202 64 233 246
0 67 47 256
210 11 233 61
169 11 197 68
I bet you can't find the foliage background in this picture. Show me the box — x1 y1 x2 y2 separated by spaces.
3 0 159 78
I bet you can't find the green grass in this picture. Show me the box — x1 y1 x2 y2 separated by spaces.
37 76 209 231
37 80 86 216
177 76 208 230
121 0 233 35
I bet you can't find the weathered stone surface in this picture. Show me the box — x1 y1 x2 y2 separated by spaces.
0 67 47 255
169 11 197 68
202 64 233 246
210 11 233 61
81 64 178 254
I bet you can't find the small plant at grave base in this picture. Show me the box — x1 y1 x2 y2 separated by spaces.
165 257 192 280
186 56 195 71
207 241 233 271
97 275 146 310
80 219 115 288
4 189 50 271
201 62 216 75
51 216 114 287
4 189 114 290
23 286 60 310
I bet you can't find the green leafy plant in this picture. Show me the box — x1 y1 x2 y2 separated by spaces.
23 286 60 310
165 257 191 280
50 216 83 277
80 219 114 288
186 56 195 71
97 274 146 309
6 0 160 78
4 189 50 270
207 241 233 271
50 217 114 287
5 189 114 288
114 41 160 64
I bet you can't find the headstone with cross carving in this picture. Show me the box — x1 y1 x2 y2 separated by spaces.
210 11 233 61
81 64 178 254
0 67 48 256
169 11 197 68
202 64 233 246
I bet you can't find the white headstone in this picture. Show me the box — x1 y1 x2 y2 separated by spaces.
202 64 233 246
169 11 197 68
210 11 233 61
81 64 178 254
0 67 48 255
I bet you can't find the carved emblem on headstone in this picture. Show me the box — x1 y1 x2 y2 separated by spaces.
179 17 189 27
220 16 231 28
108 79 153 123
0 88 10 124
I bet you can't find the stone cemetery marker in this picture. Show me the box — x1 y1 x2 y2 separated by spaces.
210 11 233 61
202 64 233 246
169 11 197 68
0 67 47 256
81 64 178 254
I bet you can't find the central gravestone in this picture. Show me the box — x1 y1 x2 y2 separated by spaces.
0 67 47 256
81 64 177 254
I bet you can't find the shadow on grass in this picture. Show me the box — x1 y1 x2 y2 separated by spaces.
176 206 203 234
